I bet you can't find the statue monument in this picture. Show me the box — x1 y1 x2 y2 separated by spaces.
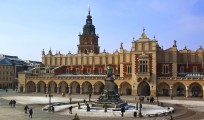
93 64 127 108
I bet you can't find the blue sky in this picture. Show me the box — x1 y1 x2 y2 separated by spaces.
0 0 204 61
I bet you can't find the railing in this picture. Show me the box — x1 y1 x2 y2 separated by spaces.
177 72 204 77
158 77 204 80
26 73 122 80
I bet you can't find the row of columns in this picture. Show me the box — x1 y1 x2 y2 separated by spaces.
169 85 204 98
21 84 122 95
32 84 98 94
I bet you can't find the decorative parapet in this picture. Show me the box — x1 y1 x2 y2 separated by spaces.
25 74 127 80
158 77 204 80
136 72 151 82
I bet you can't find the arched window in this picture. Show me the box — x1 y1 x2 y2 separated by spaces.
84 49 88 54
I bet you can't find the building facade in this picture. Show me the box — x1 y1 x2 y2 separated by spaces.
0 54 26 89
18 9 204 98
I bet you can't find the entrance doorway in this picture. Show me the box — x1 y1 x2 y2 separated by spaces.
137 81 150 96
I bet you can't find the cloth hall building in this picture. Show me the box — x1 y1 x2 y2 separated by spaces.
19 9 204 98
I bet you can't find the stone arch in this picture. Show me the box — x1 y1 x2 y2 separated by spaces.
144 77 149 82
137 77 142 82
26 81 36 93
120 82 132 95
137 81 150 96
59 81 69 94
82 81 92 94
37 81 46 93
93 81 104 94
157 82 170 96
172 82 185 96
70 81 80 94
189 82 203 97
48 81 57 93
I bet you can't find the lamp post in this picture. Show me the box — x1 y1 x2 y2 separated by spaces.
156 87 159 105
138 94 142 117
48 88 52 112
69 92 72 104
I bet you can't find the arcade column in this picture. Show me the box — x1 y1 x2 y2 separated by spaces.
92 85 95 95
46 84 49 94
203 88 204 98
35 84 38 93
118 87 120 94
186 86 189 98
57 85 60 94
68 85 71 94
80 85 83 94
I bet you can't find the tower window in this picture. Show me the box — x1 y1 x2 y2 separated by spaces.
84 49 88 54
162 64 169 74
127 66 132 74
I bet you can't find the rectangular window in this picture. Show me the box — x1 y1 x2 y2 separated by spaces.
162 64 169 74
87 68 91 74
193 66 197 73
98 68 102 74
127 66 132 74
180 66 184 73
76 68 80 74
139 60 148 73
66 68 69 74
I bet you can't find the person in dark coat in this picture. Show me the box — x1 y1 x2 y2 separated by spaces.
29 108 33 118
69 106 73 114
51 106 55 112
24 105 29 114
121 106 125 117
13 100 16 107
9 100 13 107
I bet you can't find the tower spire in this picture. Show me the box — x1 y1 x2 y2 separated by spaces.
143 27 145 33
88 7 90 16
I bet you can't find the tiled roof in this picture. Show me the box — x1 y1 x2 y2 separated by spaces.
0 58 12 65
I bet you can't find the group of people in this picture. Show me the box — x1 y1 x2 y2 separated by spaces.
137 96 155 103
9 100 33 118
24 105 33 118
148 97 155 103
9 100 16 107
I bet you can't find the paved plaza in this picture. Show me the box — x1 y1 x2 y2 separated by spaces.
1 89 204 120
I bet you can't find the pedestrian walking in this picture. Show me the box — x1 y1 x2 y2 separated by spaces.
51 106 55 112
89 93 92 102
9 100 13 107
69 106 73 114
121 106 125 117
24 105 29 114
13 100 16 107
29 108 33 118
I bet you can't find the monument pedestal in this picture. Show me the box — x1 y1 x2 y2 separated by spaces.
93 76 127 108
